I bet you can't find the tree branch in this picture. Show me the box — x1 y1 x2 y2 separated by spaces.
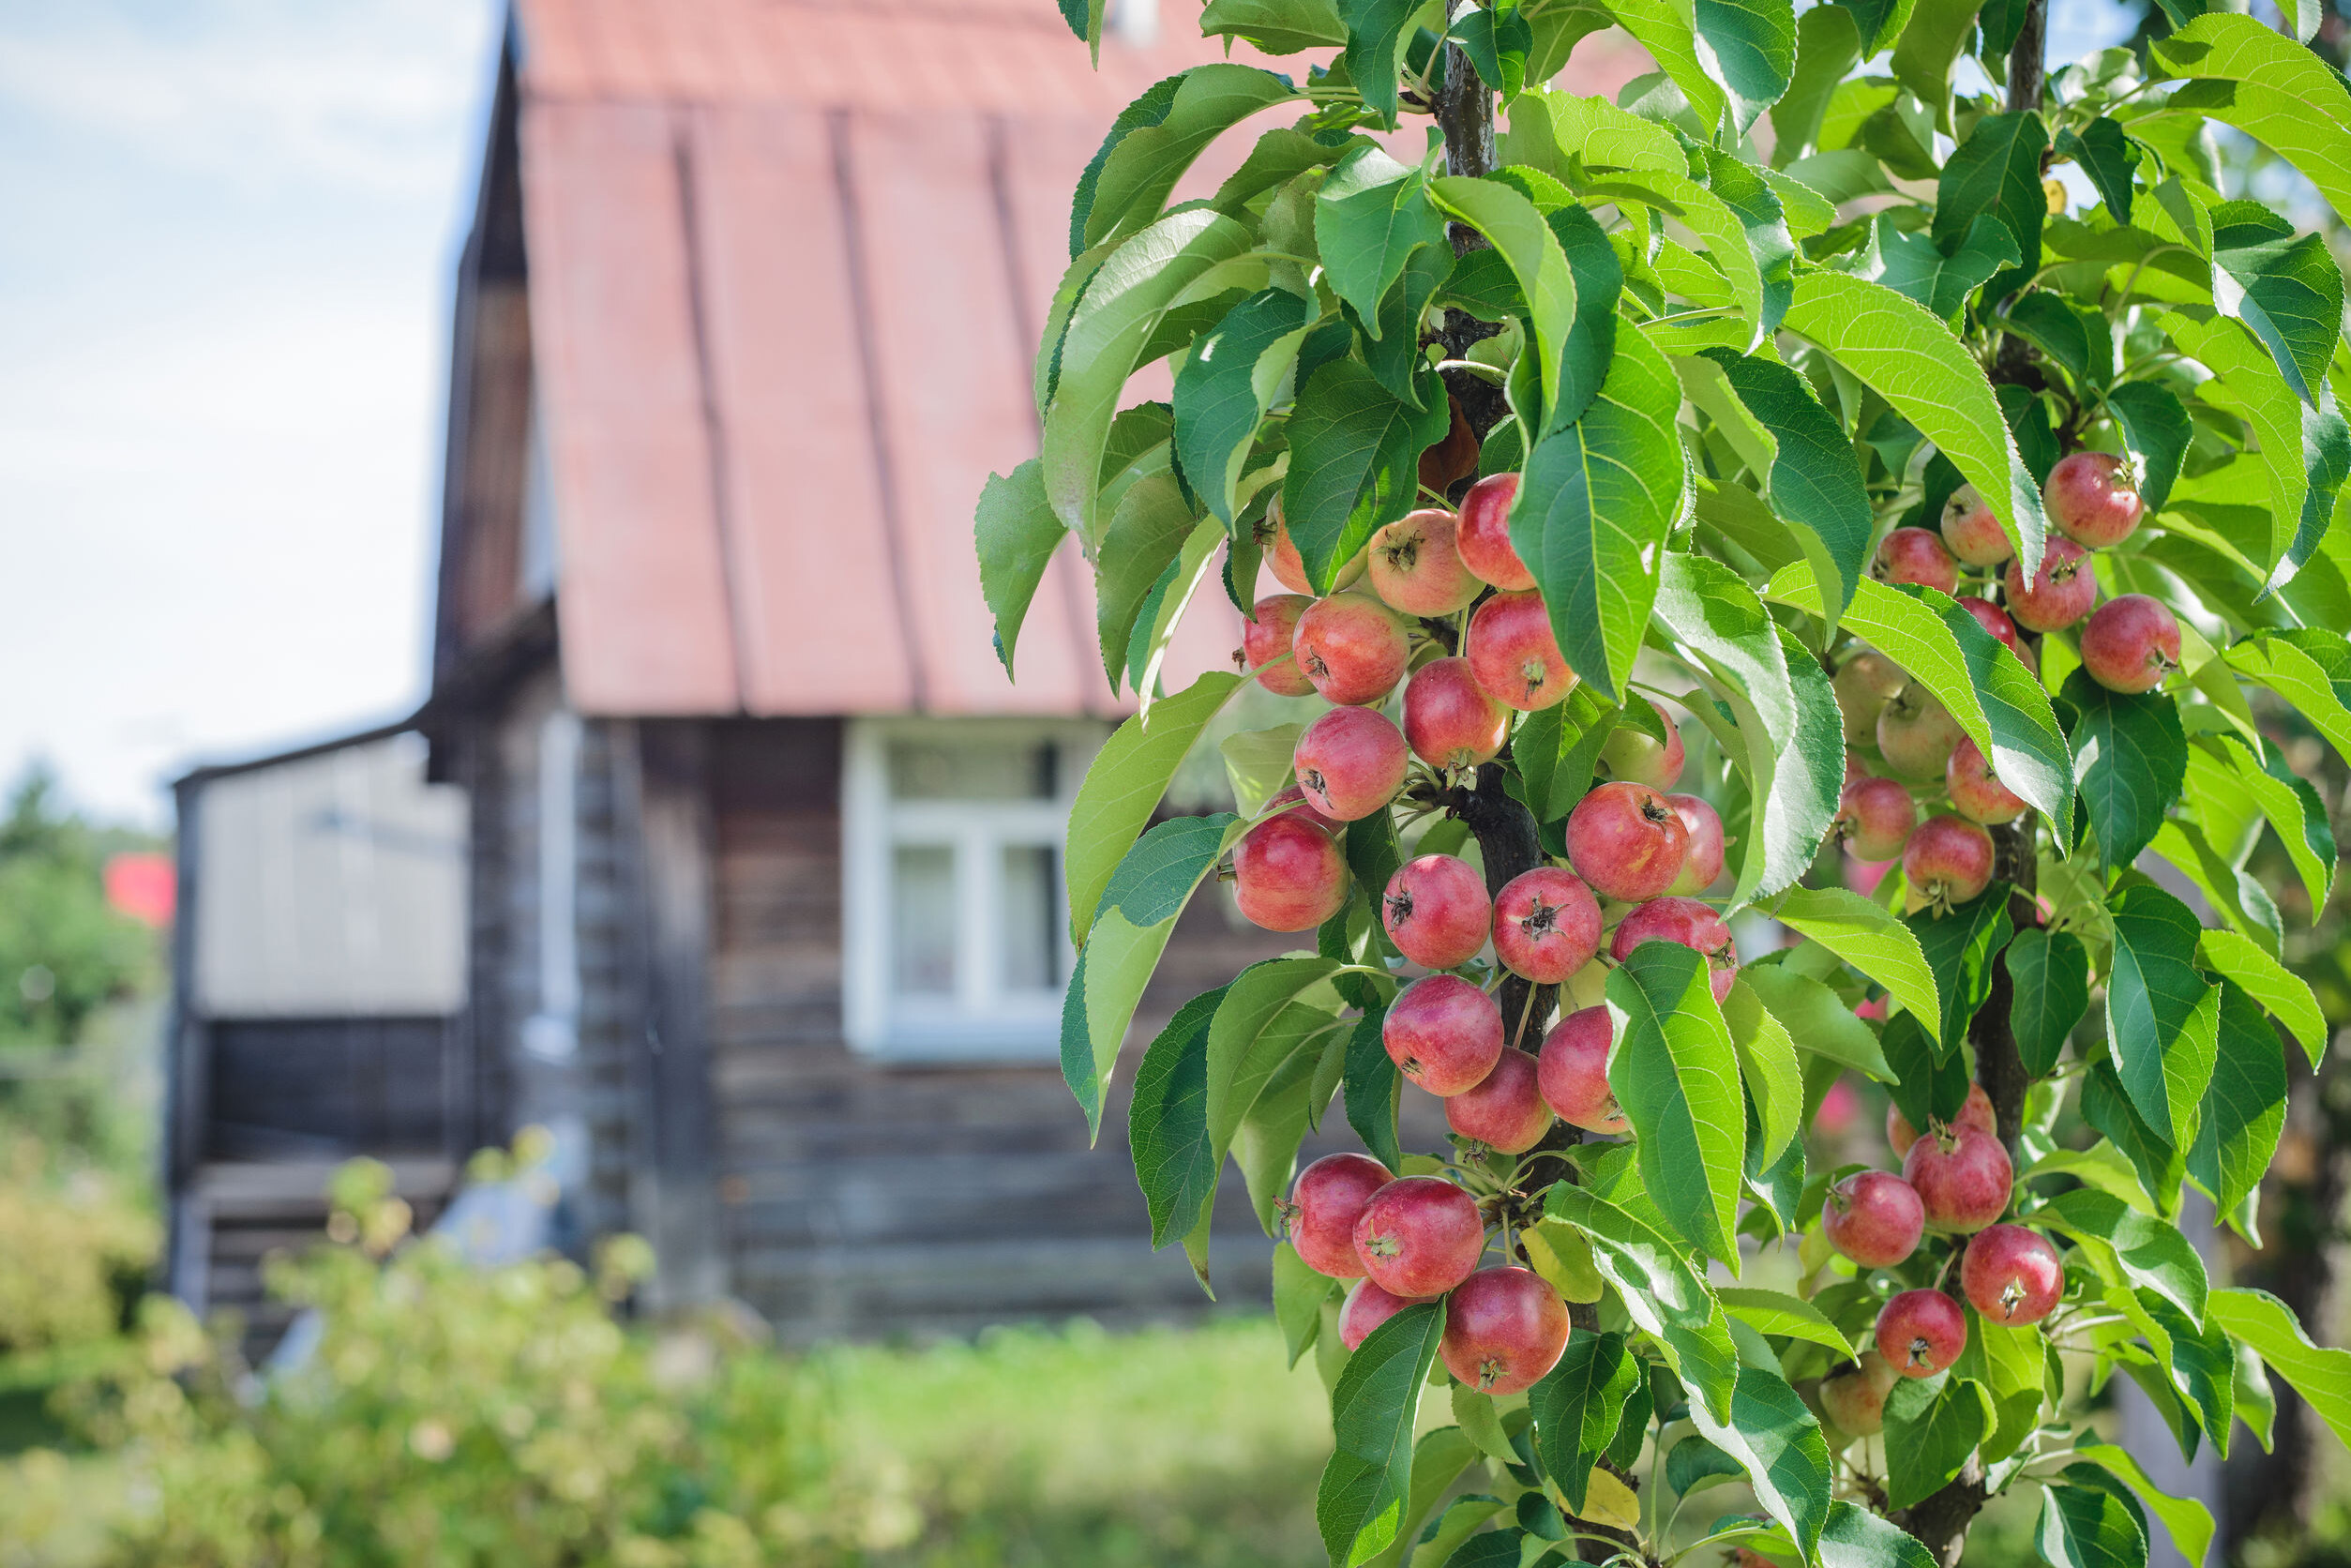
1429 24 1510 443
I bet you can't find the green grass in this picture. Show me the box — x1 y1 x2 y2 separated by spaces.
821 1316 1334 1568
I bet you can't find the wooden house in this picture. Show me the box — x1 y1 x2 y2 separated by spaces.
166 0 1628 1342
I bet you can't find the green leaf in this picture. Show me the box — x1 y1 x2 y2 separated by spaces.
1602 0 1728 138
1511 320 1684 703
2037 1465 2151 1568
1770 4 1863 164
2005 927 2090 1077
1652 556 1843 904
1882 1372 1994 1511
2058 116 2143 224
2163 313 2346 579
1695 0 1798 132
1344 1006 1405 1173
1684 1365 1831 1561
1904 884 2015 1060
1698 145 1798 339
1098 473 1205 686
1063 909 1183 1138
1099 813 1238 928
1428 175 1580 430
2151 14 2351 234
1768 886 1941 1042
2213 732 2338 925
2126 1282 2238 1456
1781 269 2049 574
1068 671 1245 945
2081 1061 2187 1217
1130 987 1227 1248
1723 980 1804 1169
1955 1309 2047 1462
1936 111 2051 268
2189 981 2288 1231
1881 1011 1971 1134
1318 144 1450 335
1175 290 1318 526
1336 0 1437 126
1501 87 1686 185
1860 211 2022 326
1737 963 1893 1079
2002 294 2102 395
1207 957 1346 1153
1379 1426 1483 1568
1818 1500 1938 1568
2063 668 2188 875
2104 381 2192 515
1699 350 1873 622
2198 927 2328 1069
2207 1286 2351 1452
1199 0 1349 52
1078 66 1304 253
2105 882 2220 1148
1605 943 1747 1267
1716 1286 1858 1359
1665 1435 1743 1497
1529 1330 1636 1512
1543 1184 1741 1423
2215 228 2344 408
2228 630 2351 773
1043 210 1257 542
975 458 1069 677
2075 1440 2217 1568
2039 1188 2208 1323
1057 0 1104 56
1275 1240 1340 1366
1452 1 1534 100
1283 360 1452 590
1318 1301 1446 1567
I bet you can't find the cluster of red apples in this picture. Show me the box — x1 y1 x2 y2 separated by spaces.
1814 1086 2065 1439
1834 451 2170 912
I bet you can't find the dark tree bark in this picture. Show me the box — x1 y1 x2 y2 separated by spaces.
1431 32 1511 443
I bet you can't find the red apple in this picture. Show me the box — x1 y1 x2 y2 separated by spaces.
2078 594 2180 694
1822 1170 1926 1268
1368 507 1484 616
1596 700 1685 790
1294 705 1409 822
1946 736 2027 825
1536 1005 1624 1133
1960 1224 2065 1325
1875 1289 1967 1378
2003 536 2096 633
1874 527 1959 595
1904 813 1995 913
2045 451 2144 549
1445 1049 1555 1153
1294 593 1411 705
1666 793 1726 896
1280 1153 1394 1278
1243 594 1317 697
1232 815 1348 931
1491 867 1603 984
1465 591 1575 711
1263 498 1365 595
1352 1176 1485 1298
1887 1082 1996 1156
1939 483 2012 566
1456 472 1535 590
1403 656 1509 772
1903 1124 2013 1233
1877 686 1964 780
1440 1266 1571 1395
1339 1277 1421 1349
1565 781 1689 903
1382 854 1492 971
1833 775 1918 863
1384 973 1504 1095
1956 596 2036 671
1820 1349 1900 1436
1610 896 1738 1003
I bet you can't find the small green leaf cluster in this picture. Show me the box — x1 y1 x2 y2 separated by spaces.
995 3 2351 1562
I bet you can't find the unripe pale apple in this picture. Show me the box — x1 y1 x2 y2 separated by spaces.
1876 1289 1968 1378
1960 1224 2065 1325
1904 1124 2013 1232
1537 1005 1625 1132
1294 705 1409 821
1445 1049 1554 1153
1887 1082 1996 1156
1596 700 1685 790
1440 1266 1571 1395
1262 498 1364 595
1833 775 1918 862
1822 1170 1926 1267
1456 473 1535 590
1382 854 1492 971
1939 483 2012 566
1874 527 1959 595
1368 508 1484 616
1666 793 1726 896
1610 896 1738 1003
2079 594 2180 694
1352 1176 1484 1298
1279 1153 1394 1278
2003 536 2096 633
1294 593 1410 705
1820 1349 1901 1436
1242 594 1317 697
1904 813 1996 913
1232 815 1348 931
1466 591 1574 710
1834 651 1908 745
1877 686 1964 780
1565 781 1688 902
1403 657 1509 771
1492 867 1603 984
1956 596 2035 671
1384 974 1504 1095
2045 450 2144 549
1339 1277 1420 1349
1946 736 2027 825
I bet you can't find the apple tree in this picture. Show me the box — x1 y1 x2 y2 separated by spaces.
974 1 2351 1562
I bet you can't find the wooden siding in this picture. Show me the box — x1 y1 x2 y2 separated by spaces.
699 718 1440 1339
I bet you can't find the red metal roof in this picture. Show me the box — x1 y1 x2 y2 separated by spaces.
509 0 1640 716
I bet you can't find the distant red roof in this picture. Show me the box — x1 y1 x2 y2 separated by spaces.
105 852 175 927
509 0 1636 717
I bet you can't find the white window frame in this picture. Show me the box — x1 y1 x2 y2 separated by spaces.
841 716 1106 1063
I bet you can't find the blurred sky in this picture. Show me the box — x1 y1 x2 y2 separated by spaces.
0 0 2139 830
0 0 498 827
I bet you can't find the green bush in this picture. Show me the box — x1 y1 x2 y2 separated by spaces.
0 1137 155 1358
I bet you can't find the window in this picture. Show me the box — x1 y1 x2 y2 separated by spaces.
842 718 1104 1061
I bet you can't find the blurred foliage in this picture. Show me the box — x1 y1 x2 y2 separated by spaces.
0 1138 155 1360
0 763 159 1053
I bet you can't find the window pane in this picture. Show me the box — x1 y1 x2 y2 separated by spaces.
891 844 957 996
889 737 1055 801
1001 845 1059 992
